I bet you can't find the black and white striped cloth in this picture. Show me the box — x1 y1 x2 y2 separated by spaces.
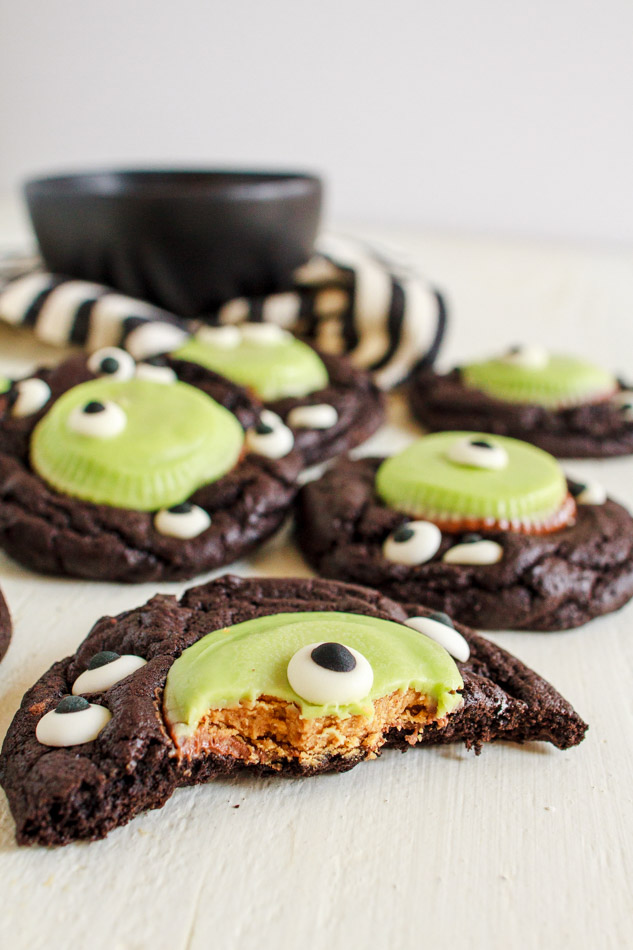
0 235 446 389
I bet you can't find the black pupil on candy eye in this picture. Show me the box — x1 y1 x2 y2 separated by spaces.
168 502 193 514
470 440 493 449
311 642 356 673
568 481 586 498
84 401 105 414
428 611 455 629
56 695 90 714
393 526 415 543
507 345 521 355
461 533 482 544
99 357 119 374
88 651 120 670
255 422 274 435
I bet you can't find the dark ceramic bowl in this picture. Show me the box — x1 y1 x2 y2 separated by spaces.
24 169 323 317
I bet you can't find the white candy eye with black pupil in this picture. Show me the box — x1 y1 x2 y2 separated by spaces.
11 378 51 418
287 641 374 705
246 410 294 459
613 391 633 421
500 344 549 370
68 400 127 438
72 651 147 695
35 695 112 747
447 436 508 470
568 479 606 506
154 502 211 539
134 362 178 384
383 521 442 566
87 347 135 381
404 613 470 663
442 534 503 565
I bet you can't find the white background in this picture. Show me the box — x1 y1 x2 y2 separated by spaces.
1 0 632 243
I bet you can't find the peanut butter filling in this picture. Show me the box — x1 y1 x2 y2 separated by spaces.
170 688 454 771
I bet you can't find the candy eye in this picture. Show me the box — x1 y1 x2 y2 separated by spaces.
447 436 508 470
404 612 470 663
612 391 633 421
125 322 190 360
10 378 51 418
499 344 549 370
287 403 338 430
87 347 135 381
239 323 291 345
442 534 503 565
154 502 211 539
35 695 112 747
568 479 606 506
383 521 442 566
287 641 374 705
68 400 127 438
245 410 294 459
72 651 147 695
134 361 178 384
195 325 241 348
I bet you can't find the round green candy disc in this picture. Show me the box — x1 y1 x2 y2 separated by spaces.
31 377 244 511
375 432 568 526
164 611 463 736
462 354 616 407
0 377 10 394
173 333 329 401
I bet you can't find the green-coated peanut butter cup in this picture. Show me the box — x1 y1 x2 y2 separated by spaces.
462 354 616 407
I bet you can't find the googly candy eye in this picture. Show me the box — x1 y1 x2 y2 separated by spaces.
72 651 147 695
382 521 442 566
87 347 135 381
447 436 509 470
568 479 607 506
612 391 633 421
10 378 51 418
246 410 294 459
195 325 241 348
134 361 178 384
499 344 549 370
404 612 470 663
287 404 338 430
154 502 211 539
287 641 374 705
442 536 503 565
239 323 291 345
67 400 127 438
35 695 112 747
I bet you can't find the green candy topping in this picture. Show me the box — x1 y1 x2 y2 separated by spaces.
462 354 616 407
376 432 567 524
0 377 10 394
31 377 244 511
164 611 463 733
174 334 329 401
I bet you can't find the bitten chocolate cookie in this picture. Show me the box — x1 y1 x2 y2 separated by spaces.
0 351 303 582
296 432 633 630
126 321 385 466
410 346 633 457
0 586 11 661
0 575 586 846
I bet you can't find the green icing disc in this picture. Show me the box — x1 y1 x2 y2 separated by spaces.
0 377 10 394
31 377 244 511
375 431 568 525
174 332 329 401
164 611 463 734
462 353 616 407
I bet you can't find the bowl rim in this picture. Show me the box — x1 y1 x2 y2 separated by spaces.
24 167 323 202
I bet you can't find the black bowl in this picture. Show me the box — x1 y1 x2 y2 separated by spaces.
24 169 323 317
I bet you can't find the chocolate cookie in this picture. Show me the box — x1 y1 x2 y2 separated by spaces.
126 322 385 466
0 586 11 661
296 438 633 630
410 347 633 457
0 352 302 582
0 575 586 846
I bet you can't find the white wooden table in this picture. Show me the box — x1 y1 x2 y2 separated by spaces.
0 217 631 950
